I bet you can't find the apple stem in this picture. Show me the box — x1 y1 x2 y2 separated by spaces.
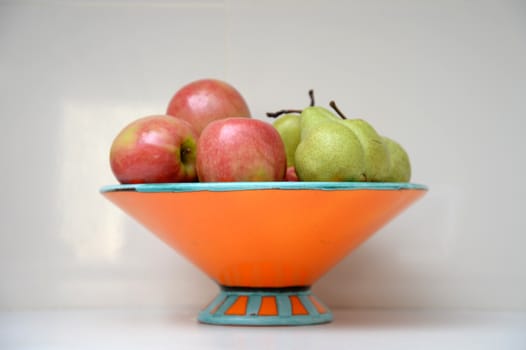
329 100 347 120
180 147 193 164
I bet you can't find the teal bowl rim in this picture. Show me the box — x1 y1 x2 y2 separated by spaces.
100 182 428 193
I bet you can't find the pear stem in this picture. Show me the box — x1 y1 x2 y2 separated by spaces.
266 109 303 118
308 89 315 107
266 89 316 118
329 100 347 120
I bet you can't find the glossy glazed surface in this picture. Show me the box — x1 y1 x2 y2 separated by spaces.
102 183 426 287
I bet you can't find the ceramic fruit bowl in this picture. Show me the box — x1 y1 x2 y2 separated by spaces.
100 182 427 326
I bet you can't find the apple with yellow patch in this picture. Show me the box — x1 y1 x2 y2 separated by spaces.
110 115 198 184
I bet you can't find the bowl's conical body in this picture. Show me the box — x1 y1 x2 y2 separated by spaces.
102 182 426 288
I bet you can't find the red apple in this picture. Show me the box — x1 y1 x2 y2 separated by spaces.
285 166 299 181
196 118 287 182
110 115 198 184
166 79 251 135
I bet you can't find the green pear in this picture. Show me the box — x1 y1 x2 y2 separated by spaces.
295 120 366 181
341 119 390 181
382 136 411 182
300 106 342 139
272 113 301 167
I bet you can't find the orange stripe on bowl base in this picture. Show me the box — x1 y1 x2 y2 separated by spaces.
258 296 278 316
289 296 309 315
225 296 248 315
309 295 327 314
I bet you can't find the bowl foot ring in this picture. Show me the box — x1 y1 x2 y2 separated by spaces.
198 286 332 326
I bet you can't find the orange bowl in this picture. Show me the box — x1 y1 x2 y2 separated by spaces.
101 182 426 325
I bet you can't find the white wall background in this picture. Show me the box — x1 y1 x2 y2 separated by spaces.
1 0 525 311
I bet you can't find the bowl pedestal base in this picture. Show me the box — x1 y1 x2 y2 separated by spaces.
198 286 333 326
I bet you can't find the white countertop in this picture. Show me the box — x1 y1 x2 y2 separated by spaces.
1 308 525 350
